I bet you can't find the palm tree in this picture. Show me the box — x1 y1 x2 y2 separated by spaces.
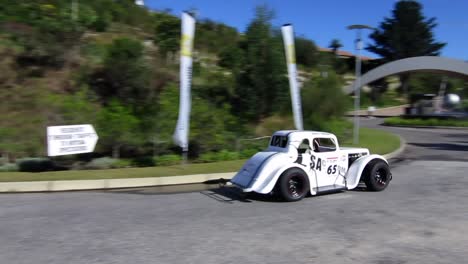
328 39 343 55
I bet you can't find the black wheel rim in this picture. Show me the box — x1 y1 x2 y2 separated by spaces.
287 174 305 198
374 168 388 186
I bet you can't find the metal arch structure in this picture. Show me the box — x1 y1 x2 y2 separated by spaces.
345 56 468 94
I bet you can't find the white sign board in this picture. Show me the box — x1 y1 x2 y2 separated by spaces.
47 124 99 156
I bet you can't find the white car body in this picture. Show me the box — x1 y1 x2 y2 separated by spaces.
231 130 389 196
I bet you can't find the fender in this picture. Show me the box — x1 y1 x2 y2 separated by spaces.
345 154 388 190
248 164 311 194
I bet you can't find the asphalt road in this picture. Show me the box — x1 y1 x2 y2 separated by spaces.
361 117 468 161
1 120 467 264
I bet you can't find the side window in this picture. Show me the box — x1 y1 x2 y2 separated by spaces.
313 137 337 152
298 139 311 154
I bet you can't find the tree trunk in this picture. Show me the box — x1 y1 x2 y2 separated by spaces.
112 144 121 159
399 73 411 101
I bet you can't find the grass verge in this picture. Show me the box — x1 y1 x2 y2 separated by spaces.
0 160 246 182
0 128 401 182
342 127 401 155
384 117 468 127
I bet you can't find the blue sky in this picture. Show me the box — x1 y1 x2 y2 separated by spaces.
144 0 468 60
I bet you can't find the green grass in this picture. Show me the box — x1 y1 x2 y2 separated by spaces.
342 127 401 155
0 160 246 182
384 117 468 127
0 128 401 182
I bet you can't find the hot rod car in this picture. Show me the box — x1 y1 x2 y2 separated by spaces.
231 130 392 201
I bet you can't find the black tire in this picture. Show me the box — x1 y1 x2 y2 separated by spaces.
278 168 310 202
363 160 391 192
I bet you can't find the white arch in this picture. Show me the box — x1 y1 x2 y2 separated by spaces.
345 56 468 94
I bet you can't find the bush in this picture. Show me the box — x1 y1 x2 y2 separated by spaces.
84 157 119 170
0 163 18 172
112 159 132 168
198 150 239 163
239 148 261 159
384 117 468 127
132 156 155 167
17 158 54 172
154 154 181 166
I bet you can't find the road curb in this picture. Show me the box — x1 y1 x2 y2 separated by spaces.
0 133 407 193
382 134 406 160
383 124 468 130
0 172 235 193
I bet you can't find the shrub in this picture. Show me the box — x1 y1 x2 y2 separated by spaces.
198 150 239 163
154 154 181 166
132 156 155 167
84 157 119 170
17 158 54 172
0 163 18 172
384 117 468 127
112 159 132 168
239 148 260 159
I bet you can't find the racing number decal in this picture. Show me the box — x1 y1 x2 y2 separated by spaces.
310 156 322 171
327 165 337 175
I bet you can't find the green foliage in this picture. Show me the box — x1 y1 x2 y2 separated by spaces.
90 38 151 108
233 5 288 121
153 12 180 57
239 149 261 159
154 154 181 166
302 71 349 132
0 85 47 158
295 37 318 68
384 117 468 127
196 19 239 54
96 100 139 158
46 87 99 125
218 44 244 73
83 157 119 170
367 1 446 61
328 39 343 54
132 156 156 167
366 0 446 98
17 157 54 172
198 150 239 163
0 163 19 172
341 127 401 155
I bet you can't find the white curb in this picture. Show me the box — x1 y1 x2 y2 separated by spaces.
0 135 407 193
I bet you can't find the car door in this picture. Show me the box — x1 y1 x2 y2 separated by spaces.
311 137 346 191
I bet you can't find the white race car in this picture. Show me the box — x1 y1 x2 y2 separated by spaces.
231 130 392 201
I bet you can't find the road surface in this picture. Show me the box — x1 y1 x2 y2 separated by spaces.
1 119 467 264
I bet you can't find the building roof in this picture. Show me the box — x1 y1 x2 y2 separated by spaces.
319 47 374 61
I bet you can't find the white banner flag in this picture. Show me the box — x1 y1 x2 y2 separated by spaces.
281 24 304 130
173 12 196 151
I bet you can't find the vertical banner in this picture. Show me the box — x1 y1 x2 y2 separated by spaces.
281 24 304 130
173 12 196 151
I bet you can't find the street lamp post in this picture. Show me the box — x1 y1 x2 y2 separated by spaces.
347 24 375 145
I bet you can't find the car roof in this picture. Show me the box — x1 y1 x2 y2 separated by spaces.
273 130 335 138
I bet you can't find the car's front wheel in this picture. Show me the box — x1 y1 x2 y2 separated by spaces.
278 168 310 202
363 160 391 191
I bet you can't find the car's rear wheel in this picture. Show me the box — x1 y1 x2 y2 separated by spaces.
278 168 310 202
363 160 391 191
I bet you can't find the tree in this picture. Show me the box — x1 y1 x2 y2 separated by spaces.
233 5 288 121
153 12 180 59
96 100 139 159
90 38 152 110
295 37 318 67
301 71 349 139
328 39 343 55
366 0 446 98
